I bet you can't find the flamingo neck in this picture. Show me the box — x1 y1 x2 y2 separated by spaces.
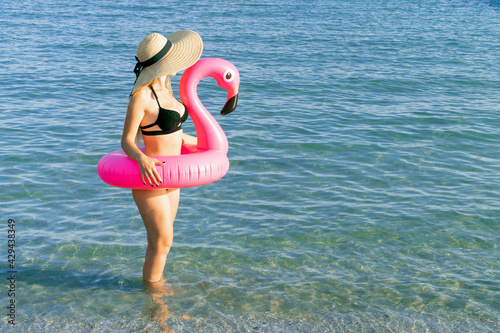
180 72 228 153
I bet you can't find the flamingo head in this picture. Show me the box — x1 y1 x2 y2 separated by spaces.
210 59 240 115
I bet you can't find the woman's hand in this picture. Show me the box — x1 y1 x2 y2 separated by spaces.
138 155 165 187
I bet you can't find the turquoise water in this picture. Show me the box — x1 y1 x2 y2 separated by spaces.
1 0 500 331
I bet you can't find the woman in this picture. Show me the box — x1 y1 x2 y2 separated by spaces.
121 30 203 283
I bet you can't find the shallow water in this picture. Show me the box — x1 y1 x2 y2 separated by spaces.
1 0 499 331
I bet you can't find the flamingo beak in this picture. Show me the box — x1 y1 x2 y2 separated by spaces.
221 94 238 115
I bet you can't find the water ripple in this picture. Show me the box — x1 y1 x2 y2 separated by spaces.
1 0 500 331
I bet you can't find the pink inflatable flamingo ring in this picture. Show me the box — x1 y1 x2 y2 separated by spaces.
97 58 240 189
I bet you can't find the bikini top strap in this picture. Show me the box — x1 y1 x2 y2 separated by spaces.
149 85 161 108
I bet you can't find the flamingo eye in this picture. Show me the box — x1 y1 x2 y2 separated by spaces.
224 70 234 82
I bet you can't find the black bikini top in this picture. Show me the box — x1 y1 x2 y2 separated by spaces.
140 86 188 136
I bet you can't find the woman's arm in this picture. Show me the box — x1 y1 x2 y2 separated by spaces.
182 132 197 146
121 94 164 186
121 95 145 161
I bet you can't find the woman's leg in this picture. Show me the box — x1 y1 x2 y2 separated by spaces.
167 188 180 222
132 188 180 282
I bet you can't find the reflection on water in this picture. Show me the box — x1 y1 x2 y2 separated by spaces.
143 278 191 332
143 278 175 332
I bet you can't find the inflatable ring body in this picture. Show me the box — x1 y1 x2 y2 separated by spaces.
97 145 229 189
97 58 240 190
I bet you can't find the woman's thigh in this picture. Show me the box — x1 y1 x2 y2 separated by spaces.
132 189 173 242
166 188 180 222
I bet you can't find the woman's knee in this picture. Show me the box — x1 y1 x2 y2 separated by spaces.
149 234 173 254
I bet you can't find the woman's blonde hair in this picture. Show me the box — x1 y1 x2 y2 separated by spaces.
133 76 174 144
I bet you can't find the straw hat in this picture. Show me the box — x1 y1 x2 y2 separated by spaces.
132 30 203 94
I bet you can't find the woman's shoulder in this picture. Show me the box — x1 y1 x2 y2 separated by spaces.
131 87 153 103
130 87 156 108
128 87 156 117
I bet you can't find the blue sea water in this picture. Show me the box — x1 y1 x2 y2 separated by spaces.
1 0 500 331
